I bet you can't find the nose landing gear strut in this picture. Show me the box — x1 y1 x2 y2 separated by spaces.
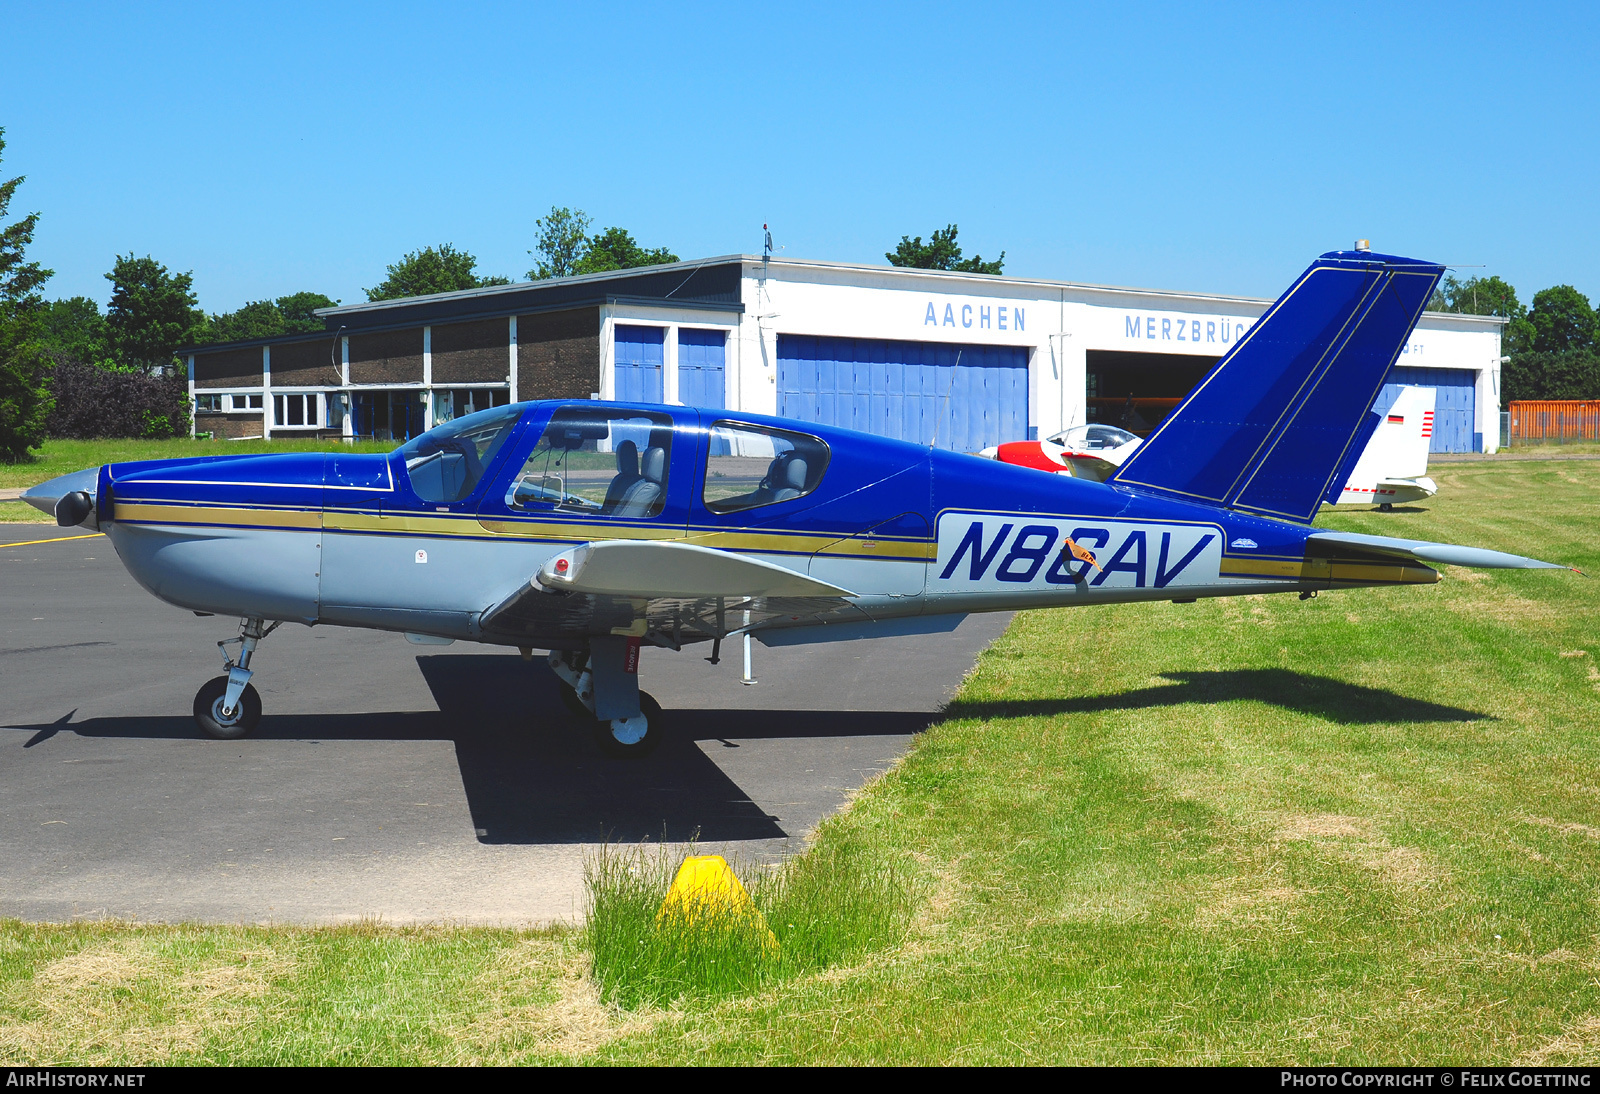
193 617 279 740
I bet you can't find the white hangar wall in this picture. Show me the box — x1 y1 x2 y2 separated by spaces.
599 256 1507 454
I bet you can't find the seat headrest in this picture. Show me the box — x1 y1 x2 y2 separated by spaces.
784 458 808 490
614 440 638 476
641 446 666 484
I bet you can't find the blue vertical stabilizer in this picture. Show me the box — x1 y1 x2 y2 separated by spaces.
1109 251 1444 523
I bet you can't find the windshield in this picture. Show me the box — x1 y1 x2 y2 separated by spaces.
1048 423 1139 451
397 404 522 503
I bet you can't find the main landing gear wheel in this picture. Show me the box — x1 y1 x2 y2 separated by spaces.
592 691 663 759
193 675 262 740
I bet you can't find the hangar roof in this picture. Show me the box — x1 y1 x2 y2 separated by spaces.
184 252 1503 356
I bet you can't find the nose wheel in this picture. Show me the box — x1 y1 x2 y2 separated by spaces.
193 617 277 740
194 676 262 739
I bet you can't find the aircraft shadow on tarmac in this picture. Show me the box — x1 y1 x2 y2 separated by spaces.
17 655 935 846
13 663 1486 846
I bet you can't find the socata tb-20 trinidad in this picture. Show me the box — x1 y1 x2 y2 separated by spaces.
24 249 1576 757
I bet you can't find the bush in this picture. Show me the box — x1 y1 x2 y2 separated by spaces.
46 355 191 439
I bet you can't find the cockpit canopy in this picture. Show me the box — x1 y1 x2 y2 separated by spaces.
1048 423 1139 451
505 406 675 519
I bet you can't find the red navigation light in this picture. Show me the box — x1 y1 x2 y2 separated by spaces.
555 558 569 573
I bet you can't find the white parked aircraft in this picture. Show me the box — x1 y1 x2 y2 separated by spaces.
981 385 1440 511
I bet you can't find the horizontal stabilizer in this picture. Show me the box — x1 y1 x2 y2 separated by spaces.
1308 531 1575 571
538 539 856 599
1111 251 1444 523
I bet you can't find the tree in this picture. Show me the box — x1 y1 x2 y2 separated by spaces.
204 299 283 343
1501 350 1600 405
1427 273 1535 355
527 206 592 280
273 291 338 333
38 296 114 368
526 206 679 280
572 226 678 275
105 254 203 374
366 244 509 301
1528 285 1596 355
0 127 53 460
887 224 1005 275
202 292 337 345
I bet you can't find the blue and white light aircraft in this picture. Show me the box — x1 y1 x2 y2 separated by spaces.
23 250 1576 756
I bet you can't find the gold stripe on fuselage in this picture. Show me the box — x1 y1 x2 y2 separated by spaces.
114 502 322 530
117 502 932 560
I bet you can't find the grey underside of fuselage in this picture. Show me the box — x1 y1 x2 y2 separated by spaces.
106 521 1316 649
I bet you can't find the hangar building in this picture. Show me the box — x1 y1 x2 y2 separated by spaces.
187 254 1507 453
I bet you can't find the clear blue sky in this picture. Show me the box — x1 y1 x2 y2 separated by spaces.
4 1 1596 314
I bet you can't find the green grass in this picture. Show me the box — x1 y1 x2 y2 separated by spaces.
0 436 395 490
2 457 1599 1064
586 838 918 1009
0 501 51 523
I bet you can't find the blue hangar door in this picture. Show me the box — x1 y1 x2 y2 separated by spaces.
677 328 726 409
614 325 665 402
777 334 1029 452
1372 365 1479 453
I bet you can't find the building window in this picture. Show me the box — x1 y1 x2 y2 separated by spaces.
195 394 223 413
274 393 320 428
702 421 829 514
230 393 263 411
432 387 512 426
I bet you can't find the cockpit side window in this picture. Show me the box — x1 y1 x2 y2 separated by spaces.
703 421 829 514
397 404 522 504
506 407 674 518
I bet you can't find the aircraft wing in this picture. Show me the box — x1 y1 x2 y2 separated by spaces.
1307 531 1578 571
536 539 853 598
479 539 859 645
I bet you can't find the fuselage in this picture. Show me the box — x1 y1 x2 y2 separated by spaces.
88 400 1439 647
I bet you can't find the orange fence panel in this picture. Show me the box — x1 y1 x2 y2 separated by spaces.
1508 401 1600 445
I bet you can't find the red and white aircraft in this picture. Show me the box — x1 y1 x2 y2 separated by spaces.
980 385 1440 511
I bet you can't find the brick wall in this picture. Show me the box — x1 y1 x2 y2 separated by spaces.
270 338 343 388
516 308 600 400
432 318 510 384
194 348 263 389
198 413 265 439
349 328 423 385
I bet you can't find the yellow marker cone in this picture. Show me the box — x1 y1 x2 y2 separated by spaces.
657 854 779 953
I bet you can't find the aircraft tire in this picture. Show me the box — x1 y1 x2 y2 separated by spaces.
193 675 262 740
592 691 663 759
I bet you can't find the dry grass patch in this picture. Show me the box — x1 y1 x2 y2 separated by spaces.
1519 1014 1600 1066
0 935 294 1064
1521 815 1600 842
446 938 666 1062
